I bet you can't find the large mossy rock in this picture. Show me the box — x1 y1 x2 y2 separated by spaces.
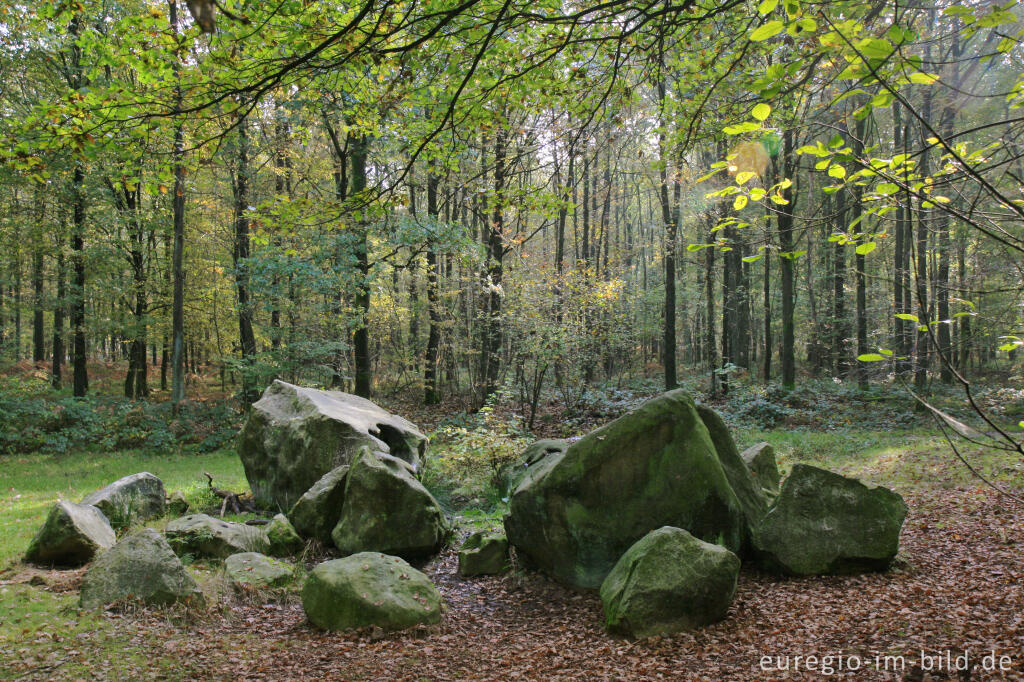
457 532 510 577
740 442 781 494
266 513 304 557
504 390 747 589
165 514 270 559
332 449 448 560
224 552 293 588
238 380 428 511
496 439 569 497
696 405 769 548
81 472 166 530
25 501 116 567
80 529 203 609
302 553 442 632
288 465 350 544
752 464 908 575
600 527 740 639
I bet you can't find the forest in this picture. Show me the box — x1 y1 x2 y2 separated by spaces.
1 0 1023 679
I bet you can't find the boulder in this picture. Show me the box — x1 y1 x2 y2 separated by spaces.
165 514 269 559
504 390 747 589
496 439 569 497
167 490 190 516
80 529 203 609
332 448 448 559
740 442 781 494
266 513 304 557
82 472 166 529
224 552 293 588
752 464 908 575
600 527 740 639
288 465 350 543
25 501 116 567
457 532 509 577
238 380 428 510
696 405 769 546
302 552 442 632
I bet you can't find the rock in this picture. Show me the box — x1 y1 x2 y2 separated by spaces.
167 490 190 516
25 501 116 567
80 529 204 609
81 472 166 530
332 448 448 560
752 464 908 575
457 532 509 577
165 514 270 559
238 380 428 510
504 390 747 589
600 527 740 639
224 552 293 588
496 439 569 497
288 465 350 543
301 552 442 631
266 513 304 557
696 405 769 547
740 442 781 494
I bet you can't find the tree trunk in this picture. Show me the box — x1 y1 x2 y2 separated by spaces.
777 129 797 388
233 115 259 406
424 164 442 405
169 0 186 407
480 126 507 403
349 133 372 398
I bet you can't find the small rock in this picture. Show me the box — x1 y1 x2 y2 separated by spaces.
224 552 293 588
25 501 116 567
740 442 781 494
82 472 166 530
80 529 204 609
265 513 304 557
288 465 349 544
165 513 269 559
458 532 510 577
167 490 189 517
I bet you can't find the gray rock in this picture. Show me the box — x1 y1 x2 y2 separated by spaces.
238 380 428 510
740 442 781 494
266 513 304 557
600 527 740 638
302 552 442 631
505 390 747 589
224 552 293 588
332 448 448 560
458 532 509 576
496 439 569 497
80 529 204 609
752 464 908 575
25 501 116 567
288 465 350 544
167 490 190 517
165 514 269 559
82 472 166 530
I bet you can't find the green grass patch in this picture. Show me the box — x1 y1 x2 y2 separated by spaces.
0 448 247 567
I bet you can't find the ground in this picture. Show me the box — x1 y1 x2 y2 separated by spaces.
2 418 1023 679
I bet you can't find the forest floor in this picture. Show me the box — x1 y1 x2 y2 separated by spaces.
2 376 1024 680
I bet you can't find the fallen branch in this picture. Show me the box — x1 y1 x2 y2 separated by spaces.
203 472 260 516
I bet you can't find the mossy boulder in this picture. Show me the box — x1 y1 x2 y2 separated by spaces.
696 405 769 547
740 442 781 494
457 532 510 577
165 514 270 559
332 449 448 559
224 552 293 588
25 501 115 567
80 529 203 610
496 439 569 497
265 513 304 557
167 490 190 517
752 464 908 575
238 380 428 510
301 552 442 632
81 472 165 530
504 390 747 589
600 527 740 639
288 465 350 543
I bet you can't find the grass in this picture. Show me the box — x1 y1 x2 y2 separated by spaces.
0 448 247 567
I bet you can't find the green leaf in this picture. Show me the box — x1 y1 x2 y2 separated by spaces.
742 254 764 263
855 242 876 255
735 170 757 185
896 313 919 322
751 103 771 121
857 353 886 362
757 0 778 15
750 21 785 41
828 165 847 179
734 195 749 210
909 72 939 85
723 121 761 135
876 182 899 195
